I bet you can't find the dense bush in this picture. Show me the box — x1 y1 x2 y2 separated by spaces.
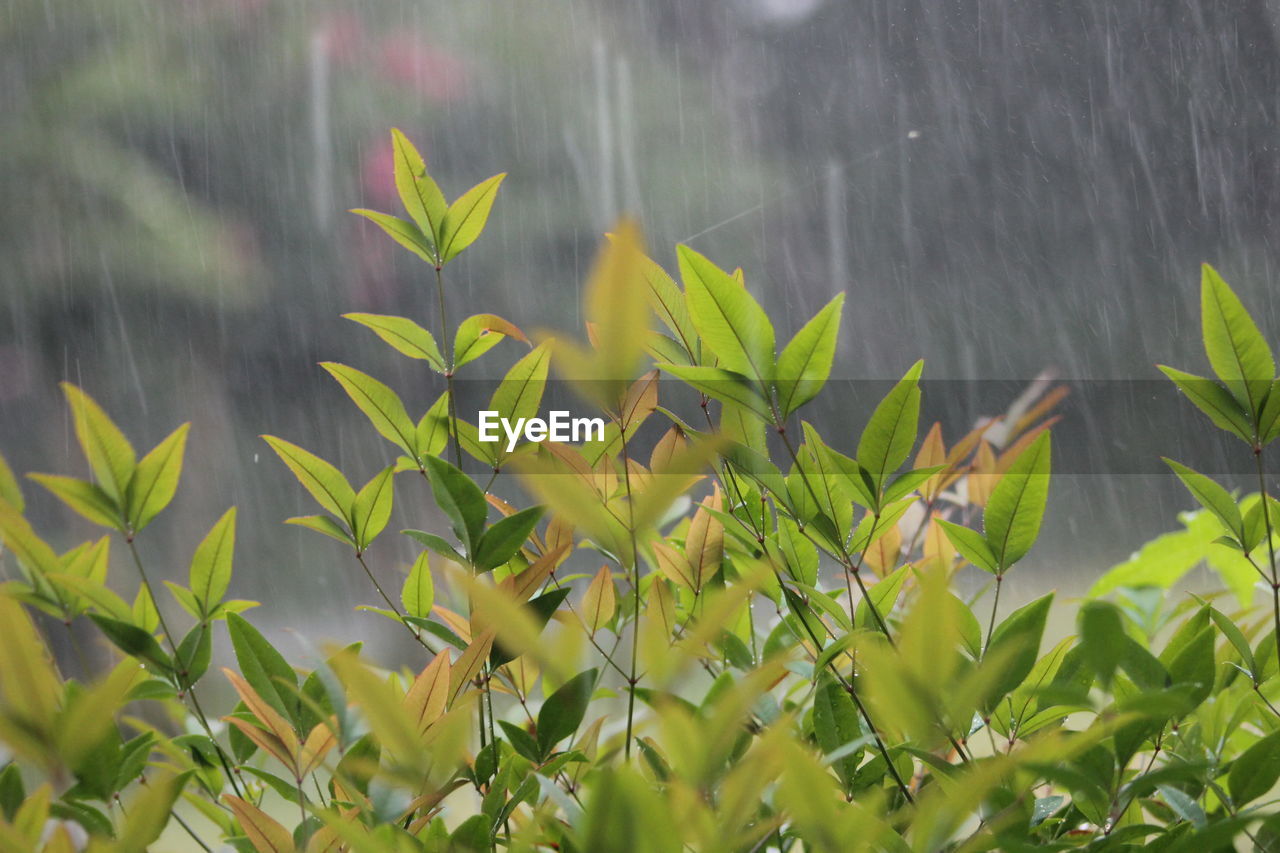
1 130 1279 851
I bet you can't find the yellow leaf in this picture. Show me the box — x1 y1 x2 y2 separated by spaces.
300 720 337 777
449 629 496 706
582 565 616 634
404 650 452 737
685 487 724 592
652 541 695 591
224 795 295 853
222 669 298 756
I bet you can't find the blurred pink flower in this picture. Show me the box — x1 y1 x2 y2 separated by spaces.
360 142 398 208
378 36 470 102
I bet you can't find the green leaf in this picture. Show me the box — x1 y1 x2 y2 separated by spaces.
1156 784 1206 829
1077 600 1126 688
352 466 395 552
678 245 775 383
983 431 1052 572
402 551 434 619
416 393 453 462
455 314 525 368
26 474 121 530
1162 458 1244 543
439 173 506 262
286 514 355 547
537 669 596 759
854 565 911 631
321 363 417 458
1201 264 1275 420
0 763 24 820
89 615 170 674
776 294 844 417
489 345 552 454
473 506 544 572
657 364 773 420
882 465 945 505
189 508 236 614
124 423 189 534
422 456 488 555
983 593 1053 709
1260 379 1280 445
402 529 467 565
350 209 436 265
1158 366 1254 443
634 250 697 358
1208 605 1256 676
1229 730 1280 805
175 622 213 684
61 383 136 503
227 612 299 727
0 500 68 580
0 452 23 512
492 587 571 667
390 128 446 251
813 675 862 789
262 436 355 524
937 519 998 574
342 314 445 372
856 361 923 493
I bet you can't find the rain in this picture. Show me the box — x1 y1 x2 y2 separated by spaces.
3 0 1279 655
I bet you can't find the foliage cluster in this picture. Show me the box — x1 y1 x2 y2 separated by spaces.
2 131 1280 851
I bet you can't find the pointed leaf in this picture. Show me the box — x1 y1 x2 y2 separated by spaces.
342 313 444 371
439 173 506 262
1163 458 1244 544
473 505 543 571
390 128 446 250
1201 264 1274 419
455 314 526 368
423 456 488 554
983 431 1052 571
350 209 435 264
1159 365 1254 443
26 474 121 530
321 363 417 457
262 436 355 524
537 669 597 759
61 383 135 503
582 565 616 633
189 508 236 614
856 361 923 493
352 466 395 552
124 423 189 534
679 245 774 383
777 294 844 416
402 551 434 618
228 613 300 727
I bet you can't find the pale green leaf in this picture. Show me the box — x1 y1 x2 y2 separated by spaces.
125 423 189 534
678 245 775 383
439 173 506 262
343 313 445 371
61 383 136 503
321 362 417 457
777 294 844 416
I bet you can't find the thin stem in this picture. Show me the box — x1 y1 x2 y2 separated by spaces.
171 811 214 853
355 553 438 654
619 422 642 762
1256 445 1279 675
982 574 1004 658
436 265 462 468
126 540 244 798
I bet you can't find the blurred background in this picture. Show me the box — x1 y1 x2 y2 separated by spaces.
4 0 1280 653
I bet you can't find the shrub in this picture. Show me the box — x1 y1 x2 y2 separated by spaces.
0 130 1278 851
